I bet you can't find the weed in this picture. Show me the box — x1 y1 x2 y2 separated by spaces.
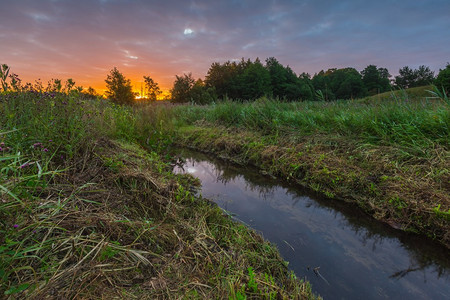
246 267 258 293
1 89 318 298
166 89 449 247
433 204 450 221
426 84 450 105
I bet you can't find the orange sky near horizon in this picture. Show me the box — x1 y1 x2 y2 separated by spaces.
1 0 449 100
7 64 177 97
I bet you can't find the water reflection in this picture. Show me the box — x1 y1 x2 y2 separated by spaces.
174 150 450 299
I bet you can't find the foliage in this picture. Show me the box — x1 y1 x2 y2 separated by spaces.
189 79 217 104
434 63 450 93
168 90 449 248
104 67 135 105
427 85 449 105
0 64 10 91
312 68 366 100
170 73 195 103
0 89 317 298
171 96 449 157
238 58 272 100
204 58 306 101
143 75 162 101
265 57 313 101
361 65 391 95
83 86 100 99
311 70 334 101
204 60 243 99
394 65 435 88
46 78 62 93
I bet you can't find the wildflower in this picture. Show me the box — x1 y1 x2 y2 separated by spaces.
33 142 42 149
0 147 3 151
42 148 49 152
19 162 30 169
48 139 53 142
13 224 19 228
0 142 4 147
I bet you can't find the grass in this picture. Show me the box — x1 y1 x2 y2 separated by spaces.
170 92 448 160
1 83 448 297
156 87 449 247
0 91 318 298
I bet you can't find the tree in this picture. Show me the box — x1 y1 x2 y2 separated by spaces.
204 60 243 99
190 79 217 104
265 57 309 101
312 70 334 101
312 68 365 100
82 86 99 99
394 66 415 88
298 73 314 100
435 63 450 93
238 58 271 100
265 57 288 98
105 67 135 105
361 65 391 95
143 75 162 101
330 68 366 99
394 65 434 88
415 65 435 87
170 73 195 103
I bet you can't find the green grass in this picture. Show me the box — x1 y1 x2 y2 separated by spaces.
2 84 447 297
0 91 318 298
153 88 449 247
169 93 448 160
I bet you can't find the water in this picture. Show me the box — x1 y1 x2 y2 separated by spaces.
173 149 450 299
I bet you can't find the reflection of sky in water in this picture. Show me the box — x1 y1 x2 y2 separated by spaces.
174 152 450 300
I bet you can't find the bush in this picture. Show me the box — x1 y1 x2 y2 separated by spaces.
435 64 450 93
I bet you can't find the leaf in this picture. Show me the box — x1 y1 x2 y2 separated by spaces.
0 269 7 280
4 283 30 295
0 184 24 205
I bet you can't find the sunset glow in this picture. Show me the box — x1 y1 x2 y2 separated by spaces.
1 0 449 96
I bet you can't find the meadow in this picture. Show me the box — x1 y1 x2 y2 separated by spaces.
0 91 317 298
1 84 448 298
166 86 449 246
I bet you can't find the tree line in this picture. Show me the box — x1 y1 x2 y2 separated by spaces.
1 60 449 105
0 64 163 106
170 58 449 104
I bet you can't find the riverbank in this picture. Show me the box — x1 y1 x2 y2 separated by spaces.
168 90 449 247
0 92 318 298
174 149 450 299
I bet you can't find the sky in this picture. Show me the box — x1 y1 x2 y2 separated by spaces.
1 0 449 94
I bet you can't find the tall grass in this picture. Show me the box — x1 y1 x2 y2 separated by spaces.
170 96 449 159
1 91 315 298
0 92 167 296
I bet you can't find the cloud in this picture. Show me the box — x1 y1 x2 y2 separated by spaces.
0 0 449 91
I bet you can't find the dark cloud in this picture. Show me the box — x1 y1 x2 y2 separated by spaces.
1 0 449 90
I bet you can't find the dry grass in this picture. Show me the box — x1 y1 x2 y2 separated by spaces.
1 138 318 299
174 125 450 248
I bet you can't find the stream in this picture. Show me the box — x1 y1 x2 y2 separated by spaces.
173 149 450 299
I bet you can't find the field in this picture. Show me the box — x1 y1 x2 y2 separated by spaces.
0 92 318 298
1 85 448 298
166 86 450 246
